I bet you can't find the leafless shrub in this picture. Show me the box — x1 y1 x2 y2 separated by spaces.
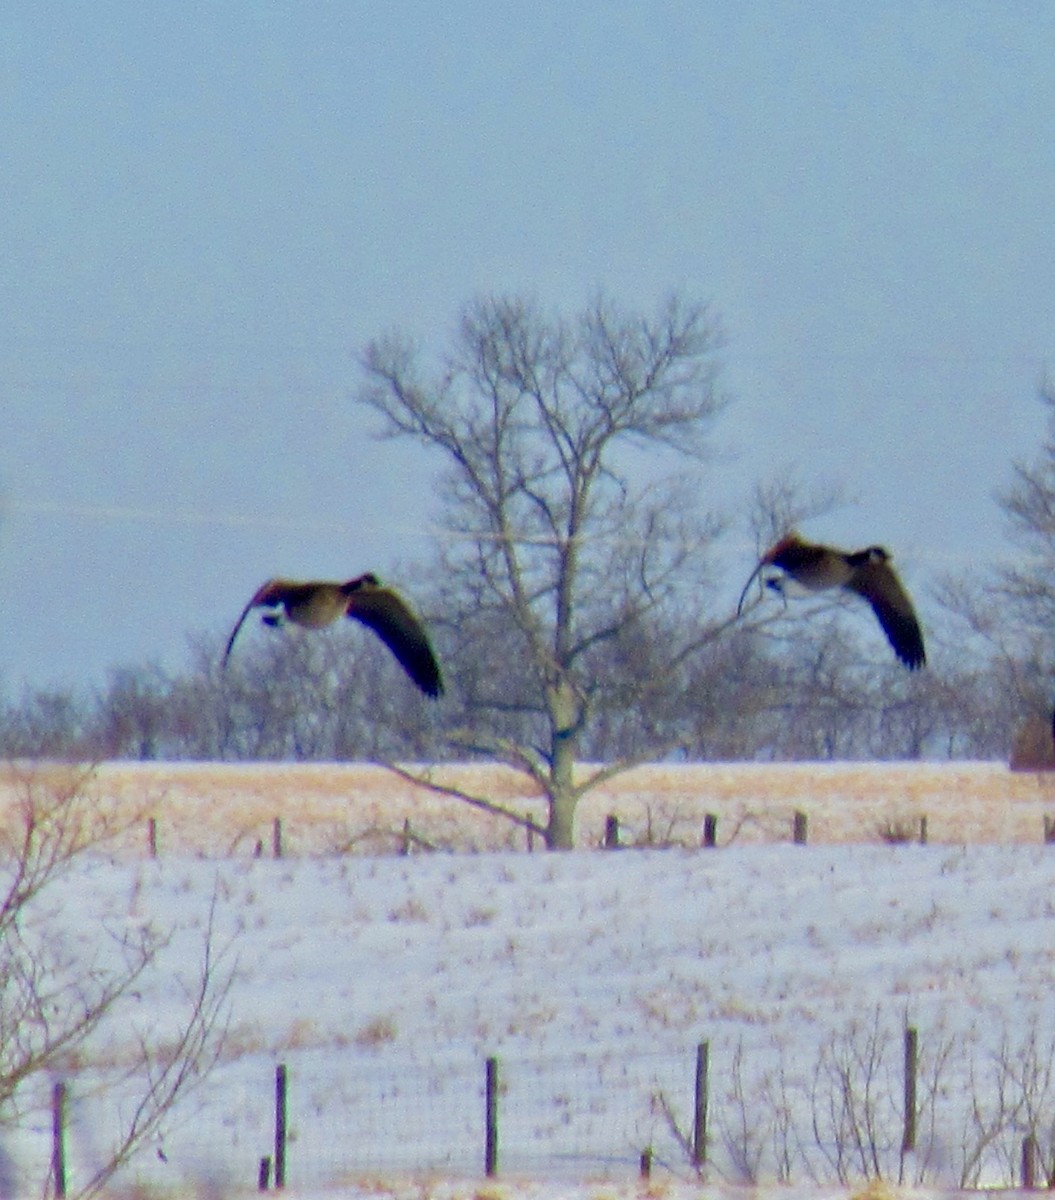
650 1087 701 1178
627 804 692 849
953 1021 1055 1188
717 1039 775 1184
75 889 234 1198
810 1009 899 1183
0 763 233 1198
876 817 925 845
649 1016 1055 1191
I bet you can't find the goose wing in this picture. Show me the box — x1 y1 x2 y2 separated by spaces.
345 579 444 697
847 560 926 669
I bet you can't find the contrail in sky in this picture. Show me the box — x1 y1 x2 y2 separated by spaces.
11 499 372 535
7 499 1002 564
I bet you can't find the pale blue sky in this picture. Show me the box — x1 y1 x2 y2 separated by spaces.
2 3 1054 690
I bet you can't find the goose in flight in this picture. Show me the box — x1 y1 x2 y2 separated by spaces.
223 574 444 697
737 532 925 670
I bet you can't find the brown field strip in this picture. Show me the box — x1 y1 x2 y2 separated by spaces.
2 759 1054 856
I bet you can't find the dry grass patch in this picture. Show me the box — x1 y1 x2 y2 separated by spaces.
5 759 1055 855
354 1014 398 1048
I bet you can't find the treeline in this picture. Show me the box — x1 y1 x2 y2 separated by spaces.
0 604 1019 764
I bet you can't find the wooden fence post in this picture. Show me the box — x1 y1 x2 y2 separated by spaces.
793 811 808 844
274 1063 287 1189
52 1080 67 1199
485 1057 499 1177
639 1148 653 1178
258 1156 271 1191
148 817 158 859
702 814 718 848
918 816 928 845
902 1026 917 1152
1044 815 1055 844
693 1041 709 1168
604 815 620 848
272 818 283 859
1023 1133 1038 1189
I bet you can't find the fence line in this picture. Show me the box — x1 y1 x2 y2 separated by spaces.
32 1020 1055 1195
140 809 1055 858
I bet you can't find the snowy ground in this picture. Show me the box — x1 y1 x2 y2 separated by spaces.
5 761 1055 1199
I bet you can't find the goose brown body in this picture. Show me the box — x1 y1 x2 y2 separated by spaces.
738 532 926 670
223 574 444 697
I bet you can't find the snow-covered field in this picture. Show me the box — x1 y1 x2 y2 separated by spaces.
5 760 1055 1200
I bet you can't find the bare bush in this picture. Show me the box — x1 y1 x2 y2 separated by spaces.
954 1022 1055 1189
717 1039 779 1184
808 1011 899 1183
876 817 924 845
0 763 232 1198
654 1016 970 1190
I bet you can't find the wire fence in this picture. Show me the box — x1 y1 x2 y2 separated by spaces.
10 1048 697 1195
14 1016 1055 1196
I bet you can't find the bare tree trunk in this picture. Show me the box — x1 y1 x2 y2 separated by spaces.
546 737 578 850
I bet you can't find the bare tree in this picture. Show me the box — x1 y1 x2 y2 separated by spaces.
0 687 91 759
360 293 731 847
935 382 1055 748
93 664 171 759
0 762 232 1197
995 382 1055 629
